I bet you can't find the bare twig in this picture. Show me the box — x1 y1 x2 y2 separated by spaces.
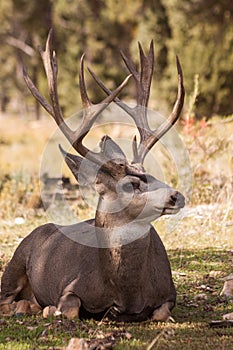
146 327 175 350
6 36 35 57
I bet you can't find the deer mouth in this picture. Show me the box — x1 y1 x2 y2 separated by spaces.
162 207 181 215
160 200 185 215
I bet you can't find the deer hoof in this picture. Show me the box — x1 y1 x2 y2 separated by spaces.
43 305 57 318
66 338 89 350
62 307 79 320
15 300 31 316
29 302 42 315
151 302 172 322
0 303 15 317
57 292 81 319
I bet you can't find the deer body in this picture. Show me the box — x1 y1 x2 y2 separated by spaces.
0 31 185 321
1 221 175 321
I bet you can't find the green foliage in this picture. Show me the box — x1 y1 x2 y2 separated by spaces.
0 0 232 117
164 0 233 116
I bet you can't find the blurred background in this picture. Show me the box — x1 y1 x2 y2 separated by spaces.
0 0 232 118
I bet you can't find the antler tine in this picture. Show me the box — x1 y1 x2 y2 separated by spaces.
36 29 76 145
69 50 132 161
72 71 132 160
88 43 185 165
88 43 155 162
137 40 154 108
137 55 185 163
24 30 132 170
88 42 153 124
87 66 134 118
79 54 92 109
23 53 75 147
120 49 139 81
23 66 54 116
38 29 64 126
132 136 140 164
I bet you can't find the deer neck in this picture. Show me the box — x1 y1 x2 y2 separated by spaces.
94 199 152 280
95 200 151 247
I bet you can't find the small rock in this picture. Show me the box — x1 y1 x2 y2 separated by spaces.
172 271 186 277
125 331 132 339
200 284 207 290
26 326 37 331
208 270 222 279
220 279 233 298
194 293 208 301
14 217 25 225
66 338 89 350
96 332 105 339
223 312 233 320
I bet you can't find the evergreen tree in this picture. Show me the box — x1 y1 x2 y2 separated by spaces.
164 0 233 116
0 0 232 118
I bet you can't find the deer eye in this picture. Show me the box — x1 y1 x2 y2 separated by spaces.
122 183 133 192
122 181 139 193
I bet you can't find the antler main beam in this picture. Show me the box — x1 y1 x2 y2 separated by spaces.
23 29 131 170
23 31 184 168
89 42 185 164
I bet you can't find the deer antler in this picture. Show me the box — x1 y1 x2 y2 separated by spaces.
23 29 131 172
88 42 185 164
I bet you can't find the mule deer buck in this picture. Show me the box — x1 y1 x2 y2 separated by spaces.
0 31 185 322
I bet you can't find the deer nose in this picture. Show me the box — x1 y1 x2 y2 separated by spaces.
170 191 185 208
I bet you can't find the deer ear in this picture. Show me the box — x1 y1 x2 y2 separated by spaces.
59 144 83 182
59 144 101 186
100 135 126 161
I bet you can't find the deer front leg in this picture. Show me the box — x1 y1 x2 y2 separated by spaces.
56 292 81 320
151 301 174 322
15 300 41 316
0 300 41 317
